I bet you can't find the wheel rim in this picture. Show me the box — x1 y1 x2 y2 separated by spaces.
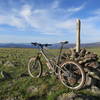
59 61 85 90
28 58 41 78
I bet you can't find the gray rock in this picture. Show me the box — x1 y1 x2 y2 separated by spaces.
57 92 77 100
57 93 100 100
42 71 51 76
20 73 29 77
27 86 38 94
4 61 15 67
91 85 100 94
6 98 15 100
84 74 92 87
88 71 100 80
27 84 48 96
12 61 21 67
6 97 20 100
0 61 3 65
1 71 12 79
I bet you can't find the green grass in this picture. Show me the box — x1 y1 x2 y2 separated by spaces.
87 47 100 56
0 47 100 100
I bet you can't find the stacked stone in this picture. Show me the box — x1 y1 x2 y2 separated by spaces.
62 48 100 69
61 48 100 88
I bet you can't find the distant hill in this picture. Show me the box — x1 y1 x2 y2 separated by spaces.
0 43 35 48
0 42 100 48
81 42 100 48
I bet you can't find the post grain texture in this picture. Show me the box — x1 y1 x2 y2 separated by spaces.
76 19 81 52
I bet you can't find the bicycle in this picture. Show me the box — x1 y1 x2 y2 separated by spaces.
28 41 85 90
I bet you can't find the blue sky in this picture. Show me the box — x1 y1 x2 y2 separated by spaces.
0 0 100 43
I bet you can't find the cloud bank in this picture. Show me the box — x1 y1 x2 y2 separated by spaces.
0 0 100 43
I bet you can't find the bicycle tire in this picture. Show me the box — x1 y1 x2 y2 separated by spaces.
28 57 42 78
59 61 85 90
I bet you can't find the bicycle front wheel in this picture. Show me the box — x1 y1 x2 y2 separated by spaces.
59 61 85 90
28 57 42 78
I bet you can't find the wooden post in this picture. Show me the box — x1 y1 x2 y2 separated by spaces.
76 19 81 52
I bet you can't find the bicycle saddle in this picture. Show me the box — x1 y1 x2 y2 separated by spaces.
60 41 68 44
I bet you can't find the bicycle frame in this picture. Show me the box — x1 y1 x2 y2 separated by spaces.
36 43 70 75
40 48 72 76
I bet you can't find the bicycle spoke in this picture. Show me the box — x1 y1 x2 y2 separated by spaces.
28 58 42 78
59 61 85 90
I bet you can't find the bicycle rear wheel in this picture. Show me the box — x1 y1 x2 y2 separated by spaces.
59 61 85 90
28 57 42 78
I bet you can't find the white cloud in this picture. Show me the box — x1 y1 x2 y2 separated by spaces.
16 3 85 35
0 0 100 43
67 3 85 12
0 1 86 35
20 5 32 17
80 10 100 43
0 15 26 28
56 19 76 30
0 34 64 43
93 9 100 15
2 1 100 43
10 16 26 28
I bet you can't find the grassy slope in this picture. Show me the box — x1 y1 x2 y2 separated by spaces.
0 48 100 100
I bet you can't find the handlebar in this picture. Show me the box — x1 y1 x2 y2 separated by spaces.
31 41 68 47
31 42 52 47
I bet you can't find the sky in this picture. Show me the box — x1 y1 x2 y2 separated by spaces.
0 0 100 43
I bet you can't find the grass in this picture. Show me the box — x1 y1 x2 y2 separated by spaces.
0 47 100 100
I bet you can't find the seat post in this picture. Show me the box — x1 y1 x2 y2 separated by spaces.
57 43 64 64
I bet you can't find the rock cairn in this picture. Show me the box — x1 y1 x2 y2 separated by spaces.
61 48 100 88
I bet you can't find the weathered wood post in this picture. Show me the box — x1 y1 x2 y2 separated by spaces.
76 19 81 52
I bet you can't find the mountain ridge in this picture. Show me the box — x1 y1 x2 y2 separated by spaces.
0 42 100 48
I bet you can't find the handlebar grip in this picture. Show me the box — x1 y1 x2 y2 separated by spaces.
31 42 37 46
64 41 68 44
